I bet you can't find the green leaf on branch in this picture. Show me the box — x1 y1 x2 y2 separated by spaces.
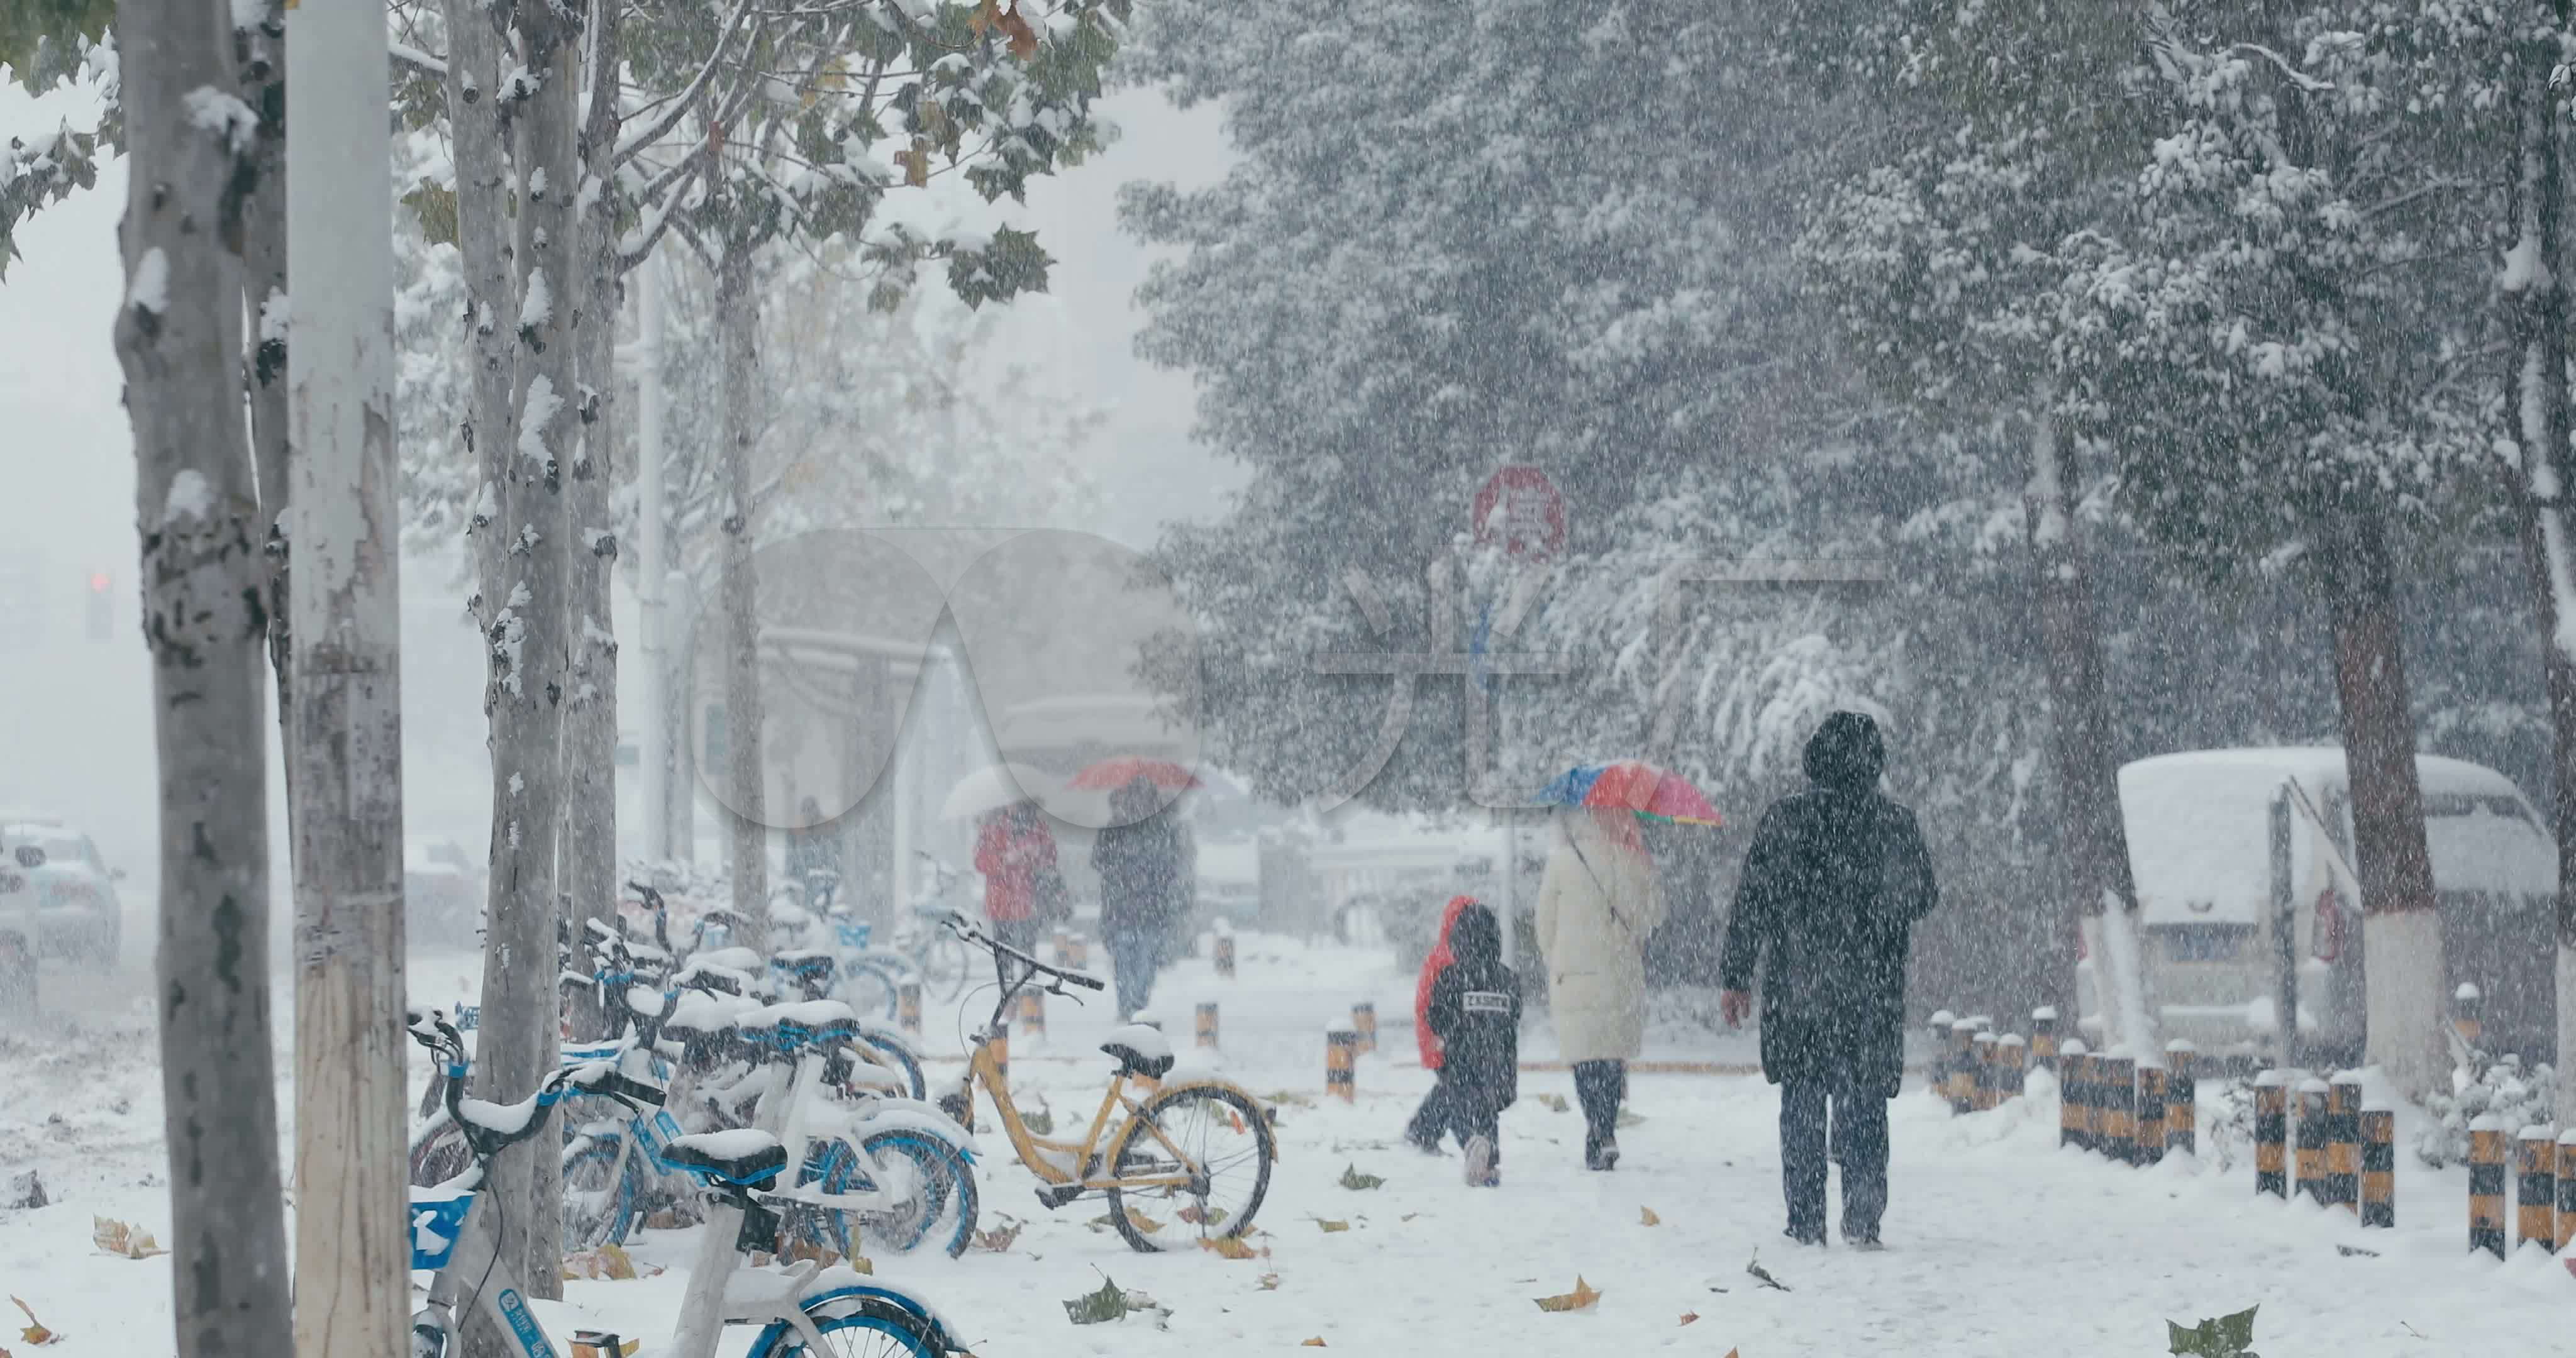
946 226 1051 309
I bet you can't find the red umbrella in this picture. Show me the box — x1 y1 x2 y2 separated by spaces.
1067 756 1202 792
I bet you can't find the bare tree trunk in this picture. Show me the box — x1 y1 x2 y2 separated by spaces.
440 0 518 627
2501 11 2576 1122
2024 398 2155 1057
2322 514 2448 1096
563 4 626 1041
468 10 582 1342
718 246 770 952
112 4 292 1355
284 0 408 1347
235 2 292 750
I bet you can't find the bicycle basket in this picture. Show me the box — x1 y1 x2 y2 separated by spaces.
409 1188 477 1272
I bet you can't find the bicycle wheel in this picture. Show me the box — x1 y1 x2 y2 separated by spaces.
560 1135 638 1252
856 1032 926 1101
915 932 971 1003
1104 1084 1275 1254
745 1303 941 1358
408 1117 471 1188
855 1129 977 1259
833 961 904 1024
780 1138 862 1261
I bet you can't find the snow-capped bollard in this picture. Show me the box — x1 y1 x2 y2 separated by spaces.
2516 1125 2557 1252
1215 930 1238 979
2293 1078 2330 1203
2453 981 2484 1048
1970 1031 1999 1112
1946 1017 1979 1114
1352 1001 1378 1056
1052 928 1073 967
2029 1006 2058 1073
2100 1057 2136 1164
1325 1027 1358 1101
2468 1115 2508 1257
2164 1041 2197 1159
1196 1001 1219 1050
1997 1034 2028 1101
1019 988 1046 1039
1066 934 1090 969
2133 1066 2167 1166
2360 1107 2396 1227
2326 1075 2363 1211
1927 1010 1957 1098
2253 1071 2289 1198
2059 1041 2091 1151
2559 1129 2576 1252
897 980 922 1037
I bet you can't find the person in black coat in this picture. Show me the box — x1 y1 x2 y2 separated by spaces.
1719 712 1938 1247
1425 902 1520 1187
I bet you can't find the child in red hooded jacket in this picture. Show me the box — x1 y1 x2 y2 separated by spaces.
1403 895 1479 1153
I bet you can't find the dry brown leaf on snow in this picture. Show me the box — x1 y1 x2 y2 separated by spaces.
1313 1218 1349 1233
1300 1339 1326 1348
974 1220 1024 1253
1678 1311 1699 1326
1640 1206 1660 1227
1532 1276 1602 1313
1199 1235 1258 1261
90 1218 165 1260
11 1297 56 1345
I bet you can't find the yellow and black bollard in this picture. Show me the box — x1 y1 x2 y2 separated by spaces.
1325 1028 1358 1101
1214 931 1238 978
1927 1010 1957 1100
2359 1107 2396 1228
2134 1065 2167 1167
2100 1057 2136 1165
2517 1126 2558 1254
2559 1130 2576 1256
2163 1041 2197 1159
1352 1001 1378 1056
2452 981 2484 1049
2469 1115 2508 1257
1970 1031 1999 1112
1997 1034 2028 1101
1019 988 1046 1039
2061 1041 2092 1151
2253 1071 2289 1198
1946 1018 1979 1115
1066 933 1089 969
897 980 923 1037
1196 1001 1220 1050
2029 1005 2059 1073
1053 928 1074 967
2293 1078 2330 1203
2326 1075 2362 1212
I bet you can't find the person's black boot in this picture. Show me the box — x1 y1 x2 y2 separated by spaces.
1584 1133 1619 1171
1783 1225 1826 1247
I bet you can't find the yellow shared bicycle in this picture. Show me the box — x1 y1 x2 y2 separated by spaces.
934 913 1277 1253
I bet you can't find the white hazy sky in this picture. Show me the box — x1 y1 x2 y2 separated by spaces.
0 74 1241 865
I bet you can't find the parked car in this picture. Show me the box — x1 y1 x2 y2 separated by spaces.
2109 747 2558 1063
0 818 123 971
0 841 42 1005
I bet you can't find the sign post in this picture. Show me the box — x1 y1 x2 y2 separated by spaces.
1472 466 1562 970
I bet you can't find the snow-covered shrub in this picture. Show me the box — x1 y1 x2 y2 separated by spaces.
2201 1080 2255 1175
2416 1054 2558 1169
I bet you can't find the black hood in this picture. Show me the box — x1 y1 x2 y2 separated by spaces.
1802 711 1885 792
1448 902 1502 967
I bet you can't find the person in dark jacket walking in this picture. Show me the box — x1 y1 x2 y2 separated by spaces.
1425 901 1520 1186
1404 895 1479 1153
1091 776 1191 1020
1719 712 1938 1248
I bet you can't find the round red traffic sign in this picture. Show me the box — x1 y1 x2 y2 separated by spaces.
1471 465 1565 560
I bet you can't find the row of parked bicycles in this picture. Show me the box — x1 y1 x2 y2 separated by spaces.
403 872 1278 1357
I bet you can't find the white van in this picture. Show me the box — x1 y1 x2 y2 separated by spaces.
2111 748 2558 1061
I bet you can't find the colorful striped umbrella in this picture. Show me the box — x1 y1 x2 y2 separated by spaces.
1067 756 1202 792
1536 761 1723 827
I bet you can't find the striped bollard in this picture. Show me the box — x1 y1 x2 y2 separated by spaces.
1325 1028 1358 1101
2360 1107 2396 1227
1946 1018 1979 1115
1214 932 1237 978
1067 934 1089 969
2029 1006 2058 1073
2293 1078 2330 1203
1019 988 1046 1038
2468 1115 2507 1257
1927 1010 1957 1100
2326 1075 2362 1211
1970 1031 1999 1112
2453 981 2484 1049
2560 1130 2576 1254
1997 1034 2027 1101
2101 1057 2136 1164
2133 1066 2167 1167
2163 1041 2197 1159
1352 1001 1378 1056
1196 1001 1220 1050
1053 928 1073 967
897 980 923 1037
2517 1125 2558 1253
2060 1040 2092 1151
2253 1071 2289 1197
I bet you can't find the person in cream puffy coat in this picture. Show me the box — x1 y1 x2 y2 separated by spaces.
1535 805 1665 1170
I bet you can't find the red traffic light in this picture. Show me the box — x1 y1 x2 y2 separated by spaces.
88 571 111 593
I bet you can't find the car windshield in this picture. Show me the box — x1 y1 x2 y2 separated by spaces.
3 830 90 867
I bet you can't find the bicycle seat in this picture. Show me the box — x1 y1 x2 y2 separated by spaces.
1101 1023 1176 1080
663 1130 787 1188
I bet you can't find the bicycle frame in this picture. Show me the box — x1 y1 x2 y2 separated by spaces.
955 1034 1196 1191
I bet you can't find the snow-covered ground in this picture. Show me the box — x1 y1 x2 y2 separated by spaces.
4 933 2571 1356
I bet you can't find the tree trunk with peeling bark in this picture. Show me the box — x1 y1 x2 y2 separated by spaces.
440 0 518 624
718 246 770 953
111 3 292 1355
468 11 582 1345
284 0 409 1348
236 1 292 751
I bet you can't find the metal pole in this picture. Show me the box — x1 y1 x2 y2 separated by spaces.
2271 789 2300 1069
1498 817 1519 969
637 261 669 859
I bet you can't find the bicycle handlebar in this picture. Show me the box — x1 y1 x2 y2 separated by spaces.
940 911 1107 993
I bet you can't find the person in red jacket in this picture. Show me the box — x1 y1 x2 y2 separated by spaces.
974 801 1057 955
1404 895 1479 1152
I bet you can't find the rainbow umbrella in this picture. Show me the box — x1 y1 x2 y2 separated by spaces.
1536 761 1723 827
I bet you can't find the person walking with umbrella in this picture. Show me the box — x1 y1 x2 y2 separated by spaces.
1719 711 1939 1249
1536 803 1666 1170
974 800 1058 956
1091 775 1192 1020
